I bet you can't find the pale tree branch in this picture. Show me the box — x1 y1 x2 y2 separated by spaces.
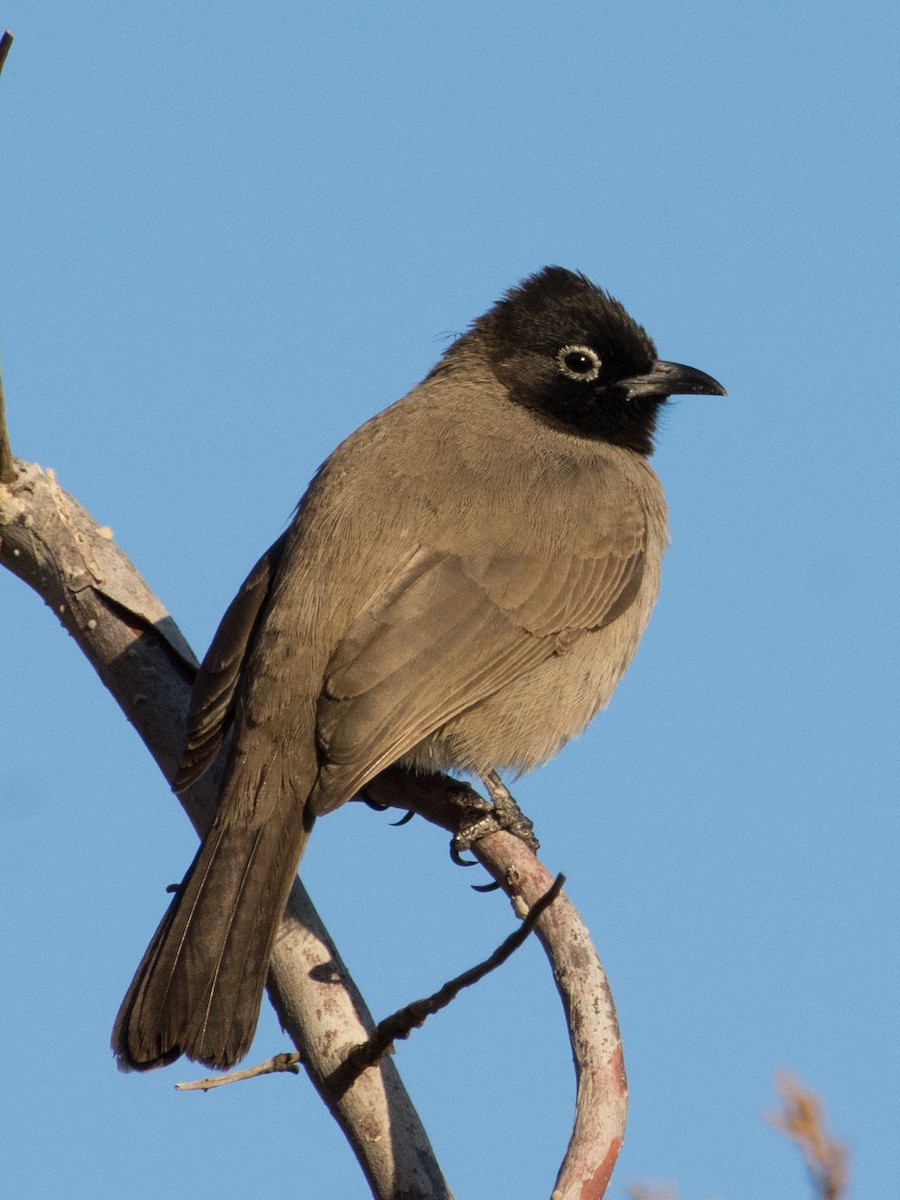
0 452 450 1200
365 771 629 1200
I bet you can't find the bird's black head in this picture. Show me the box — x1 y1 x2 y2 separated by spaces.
453 266 725 456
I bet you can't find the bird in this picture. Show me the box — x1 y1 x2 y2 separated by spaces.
112 266 725 1072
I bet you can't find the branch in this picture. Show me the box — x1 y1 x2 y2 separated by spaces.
366 770 628 1200
176 1052 302 1092
0 43 14 483
0 455 450 1200
337 874 565 1083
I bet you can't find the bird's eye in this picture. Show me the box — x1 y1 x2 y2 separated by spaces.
557 344 601 382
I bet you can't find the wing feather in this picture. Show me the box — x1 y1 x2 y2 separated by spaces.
175 533 288 792
312 526 645 811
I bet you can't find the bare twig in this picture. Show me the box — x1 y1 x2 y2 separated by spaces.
176 1051 302 1092
1 36 17 483
0 363 16 484
338 874 565 1083
767 1072 849 1200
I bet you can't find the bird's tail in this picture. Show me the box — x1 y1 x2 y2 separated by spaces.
112 786 312 1073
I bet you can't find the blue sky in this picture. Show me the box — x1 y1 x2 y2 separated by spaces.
1 3 897 1197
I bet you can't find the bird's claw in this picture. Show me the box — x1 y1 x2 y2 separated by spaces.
450 770 540 867
360 790 415 826
450 842 479 868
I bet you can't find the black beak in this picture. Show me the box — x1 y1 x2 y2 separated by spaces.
621 360 727 401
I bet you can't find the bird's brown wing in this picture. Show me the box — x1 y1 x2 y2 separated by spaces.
313 525 646 813
174 532 289 792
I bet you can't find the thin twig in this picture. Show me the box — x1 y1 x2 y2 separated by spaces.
340 873 565 1080
0 363 16 485
176 1051 302 1092
0 31 18 485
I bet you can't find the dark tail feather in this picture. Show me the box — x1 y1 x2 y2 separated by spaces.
112 791 311 1072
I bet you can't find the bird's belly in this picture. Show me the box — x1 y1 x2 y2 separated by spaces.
401 614 648 778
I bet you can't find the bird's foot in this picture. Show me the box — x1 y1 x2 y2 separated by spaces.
451 770 540 862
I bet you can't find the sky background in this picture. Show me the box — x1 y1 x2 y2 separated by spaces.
1 3 897 1198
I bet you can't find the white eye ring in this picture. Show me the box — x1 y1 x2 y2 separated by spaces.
557 344 601 382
